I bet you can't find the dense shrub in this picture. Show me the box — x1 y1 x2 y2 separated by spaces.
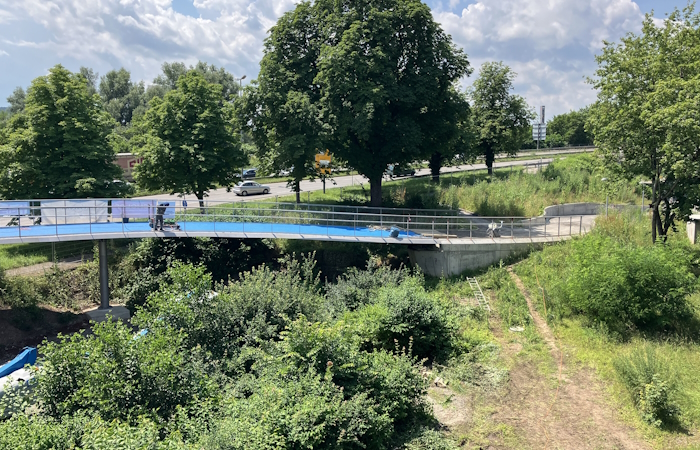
347 277 455 362
203 372 390 450
118 237 277 310
37 319 216 423
134 257 324 363
613 345 681 427
325 263 412 313
565 234 696 336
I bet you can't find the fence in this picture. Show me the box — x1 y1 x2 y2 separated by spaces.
0 199 592 243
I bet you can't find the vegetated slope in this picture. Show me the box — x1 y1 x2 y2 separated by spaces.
276 154 641 217
0 258 501 449
513 211 700 449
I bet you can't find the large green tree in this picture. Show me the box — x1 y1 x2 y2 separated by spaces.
469 62 533 175
246 0 469 206
546 107 593 147
153 61 240 101
588 7 700 242
316 0 470 205
242 2 326 203
0 65 126 199
6 87 25 115
134 71 245 211
99 68 146 125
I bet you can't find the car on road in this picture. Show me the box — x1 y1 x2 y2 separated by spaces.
241 169 257 179
233 181 270 196
386 164 416 178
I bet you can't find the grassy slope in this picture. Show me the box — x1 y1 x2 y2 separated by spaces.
278 154 642 217
513 212 700 449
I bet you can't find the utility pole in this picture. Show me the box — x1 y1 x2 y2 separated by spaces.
533 105 546 149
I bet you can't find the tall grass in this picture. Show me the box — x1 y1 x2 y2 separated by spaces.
514 211 700 437
275 155 642 217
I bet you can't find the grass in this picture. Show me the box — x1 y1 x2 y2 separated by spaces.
0 241 95 271
273 154 643 217
512 211 700 448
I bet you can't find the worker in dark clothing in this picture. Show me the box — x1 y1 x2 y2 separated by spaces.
155 202 168 231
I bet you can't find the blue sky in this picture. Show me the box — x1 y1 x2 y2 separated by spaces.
0 0 689 117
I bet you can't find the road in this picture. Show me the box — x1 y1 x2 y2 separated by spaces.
136 149 588 204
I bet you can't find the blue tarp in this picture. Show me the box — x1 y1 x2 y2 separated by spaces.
0 347 37 378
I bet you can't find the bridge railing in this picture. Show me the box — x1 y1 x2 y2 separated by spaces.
0 199 595 242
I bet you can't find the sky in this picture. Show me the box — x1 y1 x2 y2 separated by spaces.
0 0 689 118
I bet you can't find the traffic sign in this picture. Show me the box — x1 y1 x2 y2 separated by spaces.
315 151 332 175
532 123 547 140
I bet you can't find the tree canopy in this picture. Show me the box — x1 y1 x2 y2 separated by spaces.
0 65 127 199
242 2 326 203
133 71 245 209
469 62 534 175
99 68 147 125
588 6 700 242
546 107 594 148
245 0 470 206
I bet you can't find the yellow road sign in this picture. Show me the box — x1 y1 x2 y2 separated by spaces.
315 151 332 175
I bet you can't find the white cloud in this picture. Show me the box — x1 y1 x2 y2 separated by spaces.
436 0 645 117
0 0 299 86
0 0 652 117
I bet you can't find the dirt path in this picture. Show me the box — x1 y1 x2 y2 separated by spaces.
497 268 650 450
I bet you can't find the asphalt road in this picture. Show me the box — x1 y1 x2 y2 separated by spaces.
136 148 588 204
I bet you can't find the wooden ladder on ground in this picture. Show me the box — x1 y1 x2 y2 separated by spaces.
467 277 491 312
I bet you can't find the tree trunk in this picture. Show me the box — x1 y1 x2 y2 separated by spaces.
650 178 658 243
429 152 442 183
369 173 382 207
485 148 495 176
294 180 301 204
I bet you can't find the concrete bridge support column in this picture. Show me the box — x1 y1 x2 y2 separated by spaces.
409 240 546 277
87 240 130 323
98 240 109 309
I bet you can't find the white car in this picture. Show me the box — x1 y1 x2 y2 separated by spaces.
233 181 271 196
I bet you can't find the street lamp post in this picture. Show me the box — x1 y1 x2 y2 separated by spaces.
601 178 609 217
235 75 247 97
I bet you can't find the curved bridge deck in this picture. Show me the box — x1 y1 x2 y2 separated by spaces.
0 198 592 246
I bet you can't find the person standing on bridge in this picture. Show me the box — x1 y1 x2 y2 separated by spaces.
154 202 168 231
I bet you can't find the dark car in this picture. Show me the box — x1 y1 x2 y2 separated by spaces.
387 164 415 178
242 169 257 179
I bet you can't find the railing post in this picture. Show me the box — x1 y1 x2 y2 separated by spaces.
557 215 560 236
89 203 92 236
544 218 547 237
447 219 450 241
432 220 434 238
569 216 572 236
579 215 583 235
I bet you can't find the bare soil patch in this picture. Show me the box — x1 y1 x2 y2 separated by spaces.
0 306 88 363
494 268 650 450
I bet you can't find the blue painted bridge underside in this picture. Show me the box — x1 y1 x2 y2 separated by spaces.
0 221 429 245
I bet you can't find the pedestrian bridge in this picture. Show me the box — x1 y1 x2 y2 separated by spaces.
0 198 591 245
0 198 597 310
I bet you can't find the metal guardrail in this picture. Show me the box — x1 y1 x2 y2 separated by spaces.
0 199 593 243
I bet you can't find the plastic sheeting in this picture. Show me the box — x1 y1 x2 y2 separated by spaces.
0 347 37 378
112 200 156 219
41 200 108 224
0 201 30 217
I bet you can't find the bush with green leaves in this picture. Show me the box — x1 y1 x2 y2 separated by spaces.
37 319 216 423
565 234 696 336
613 345 681 427
201 316 429 449
325 263 412 313
346 276 455 362
117 237 277 311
